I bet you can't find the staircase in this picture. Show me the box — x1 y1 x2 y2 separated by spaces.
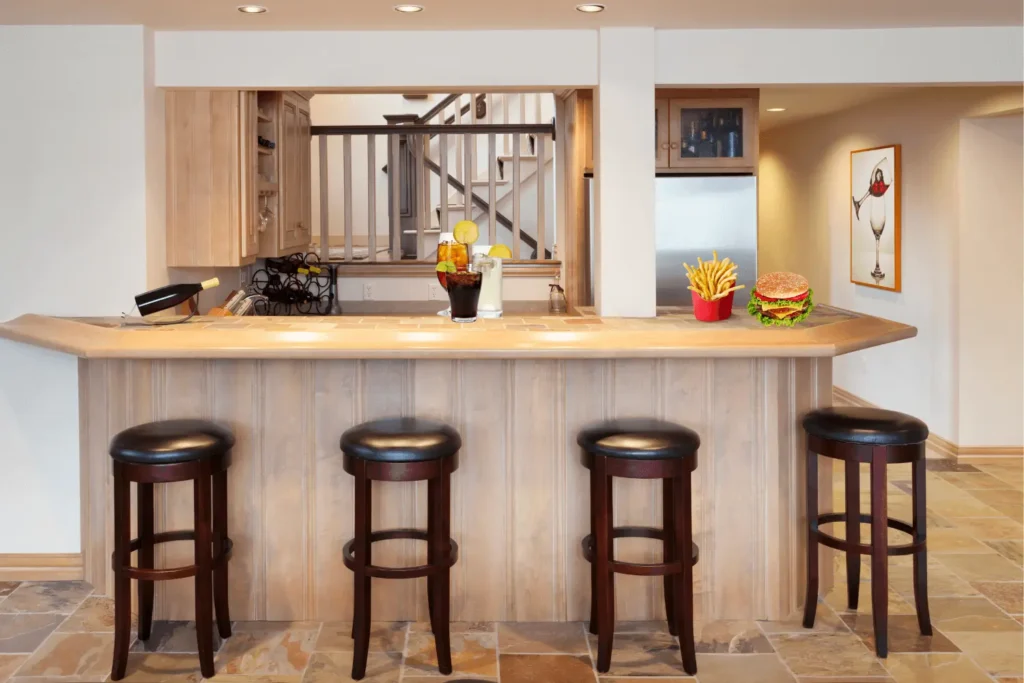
385 93 555 260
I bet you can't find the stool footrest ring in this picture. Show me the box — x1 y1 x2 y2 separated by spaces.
342 528 458 579
814 512 924 556
582 526 698 577
112 531 233 581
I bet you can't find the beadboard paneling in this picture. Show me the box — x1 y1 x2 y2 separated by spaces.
78 357 832 622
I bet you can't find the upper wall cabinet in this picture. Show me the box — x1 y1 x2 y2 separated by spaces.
654 90 759 174
166 90 313 267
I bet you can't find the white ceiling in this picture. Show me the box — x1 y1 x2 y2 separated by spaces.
758 86 911 131
0 0 1021 29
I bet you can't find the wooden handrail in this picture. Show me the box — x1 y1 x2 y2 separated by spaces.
311 123 553 136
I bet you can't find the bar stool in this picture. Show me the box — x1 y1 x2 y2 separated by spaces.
801 406 931 657
578 418 699 676
341 418 460 681
108 419 234 680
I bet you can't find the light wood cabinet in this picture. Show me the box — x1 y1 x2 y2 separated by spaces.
654 89 758 174
166 90 312 267
166 90 260 267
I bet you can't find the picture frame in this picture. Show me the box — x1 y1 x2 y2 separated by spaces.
850 144 901 291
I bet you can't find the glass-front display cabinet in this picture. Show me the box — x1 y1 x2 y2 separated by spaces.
655 95 757 173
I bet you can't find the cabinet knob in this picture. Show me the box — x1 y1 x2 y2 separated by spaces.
669 142 679 150
660 142 670 150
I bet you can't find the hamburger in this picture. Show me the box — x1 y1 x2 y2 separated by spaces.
747 272 814 326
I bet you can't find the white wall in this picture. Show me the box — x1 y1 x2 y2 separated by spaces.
0 25 152 552
957 115 1024 447
759 86 1023 443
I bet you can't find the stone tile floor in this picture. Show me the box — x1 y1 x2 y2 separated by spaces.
0 458 1020 682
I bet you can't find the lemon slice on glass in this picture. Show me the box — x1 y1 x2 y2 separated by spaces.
453 220 479 245
487 244 512 259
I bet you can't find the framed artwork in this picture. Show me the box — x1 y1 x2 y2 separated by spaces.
850 144 901 291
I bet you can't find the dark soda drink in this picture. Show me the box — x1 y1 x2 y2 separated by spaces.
446 271 482 322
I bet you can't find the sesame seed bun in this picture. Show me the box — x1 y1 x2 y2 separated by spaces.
754 272 809 300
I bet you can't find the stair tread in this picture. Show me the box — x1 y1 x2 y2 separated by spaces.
470 179 511 186
498 155 538 161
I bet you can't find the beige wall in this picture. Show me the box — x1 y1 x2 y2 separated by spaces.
957 115 1024 447
759 86 1023 444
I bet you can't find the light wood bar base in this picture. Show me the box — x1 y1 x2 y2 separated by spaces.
79 357 834 623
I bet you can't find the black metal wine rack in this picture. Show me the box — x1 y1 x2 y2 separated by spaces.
250 252 338 316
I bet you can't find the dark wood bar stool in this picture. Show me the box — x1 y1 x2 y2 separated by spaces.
340 418 460 681
108 419 234 680
578 418 699 676
802 406 932 658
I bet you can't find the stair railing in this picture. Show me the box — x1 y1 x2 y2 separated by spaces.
311 122 554 262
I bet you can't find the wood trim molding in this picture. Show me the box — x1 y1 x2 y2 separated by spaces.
333 261 561 279
0 553 84 581
832 386 1021 460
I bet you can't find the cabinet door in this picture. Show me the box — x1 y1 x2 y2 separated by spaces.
281 95 312 251
280 96 301 250
667 98 757 172
166 90 247 267
655 99 670 168
239 91 261 259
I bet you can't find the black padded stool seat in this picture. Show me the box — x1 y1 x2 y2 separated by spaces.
577 418 700 460
802 407 928 446
341 417 461 463
109 419 235 465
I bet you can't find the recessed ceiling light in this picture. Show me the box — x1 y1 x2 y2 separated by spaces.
237 4 267 13
576 3 606 12
394 4 424 12
766 107 787 112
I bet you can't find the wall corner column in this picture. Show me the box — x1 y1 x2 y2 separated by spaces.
594 27 657 317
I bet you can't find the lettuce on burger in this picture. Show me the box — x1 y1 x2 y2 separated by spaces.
747 272 814 327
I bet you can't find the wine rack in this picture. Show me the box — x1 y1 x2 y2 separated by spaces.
250 252 338 315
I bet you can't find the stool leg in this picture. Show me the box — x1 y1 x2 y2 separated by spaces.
351 460 373 681
845 458 861 610
870 447 889 658
194 469 216 678
430 463 453 676
111 463 132 681
802 447 819 628
672 471 697 676
427 474 438 635
213 467 232 639
137 482 155 642
588 467 598 636
911 456 932 636
662 477 677 637
594 455 614 674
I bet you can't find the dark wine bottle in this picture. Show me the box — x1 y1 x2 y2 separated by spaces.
685 120 699 157
135 278 220 317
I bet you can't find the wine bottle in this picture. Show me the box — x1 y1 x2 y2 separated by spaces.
135 278 220 317
686 120 699 157
697 117 715 158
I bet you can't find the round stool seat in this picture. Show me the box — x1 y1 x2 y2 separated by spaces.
803 407 928 446
109 419 234 465
577 418 700 460
341 417 461 463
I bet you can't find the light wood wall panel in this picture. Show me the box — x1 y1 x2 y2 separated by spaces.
78 357 832 622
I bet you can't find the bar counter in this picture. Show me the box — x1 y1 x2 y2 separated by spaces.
0 308 915 624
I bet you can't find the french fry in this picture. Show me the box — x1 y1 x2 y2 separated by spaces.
683 251 745 302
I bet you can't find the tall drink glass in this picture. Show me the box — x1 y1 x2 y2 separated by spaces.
446 270 482 323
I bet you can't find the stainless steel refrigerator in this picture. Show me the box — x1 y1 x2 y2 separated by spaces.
586 175 758 307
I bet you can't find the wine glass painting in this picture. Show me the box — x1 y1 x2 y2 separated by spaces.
850 145 901 291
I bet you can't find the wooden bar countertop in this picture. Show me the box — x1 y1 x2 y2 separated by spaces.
0 306 915 359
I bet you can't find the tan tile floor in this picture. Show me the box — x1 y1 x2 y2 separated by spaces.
0 458 1020 682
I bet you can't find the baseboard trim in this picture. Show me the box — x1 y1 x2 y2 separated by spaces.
957 446 1024 459
832 387 1022 460
0 553 84 581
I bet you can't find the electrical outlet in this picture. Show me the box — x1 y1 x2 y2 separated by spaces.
362 283 373 300
427 283 445 301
